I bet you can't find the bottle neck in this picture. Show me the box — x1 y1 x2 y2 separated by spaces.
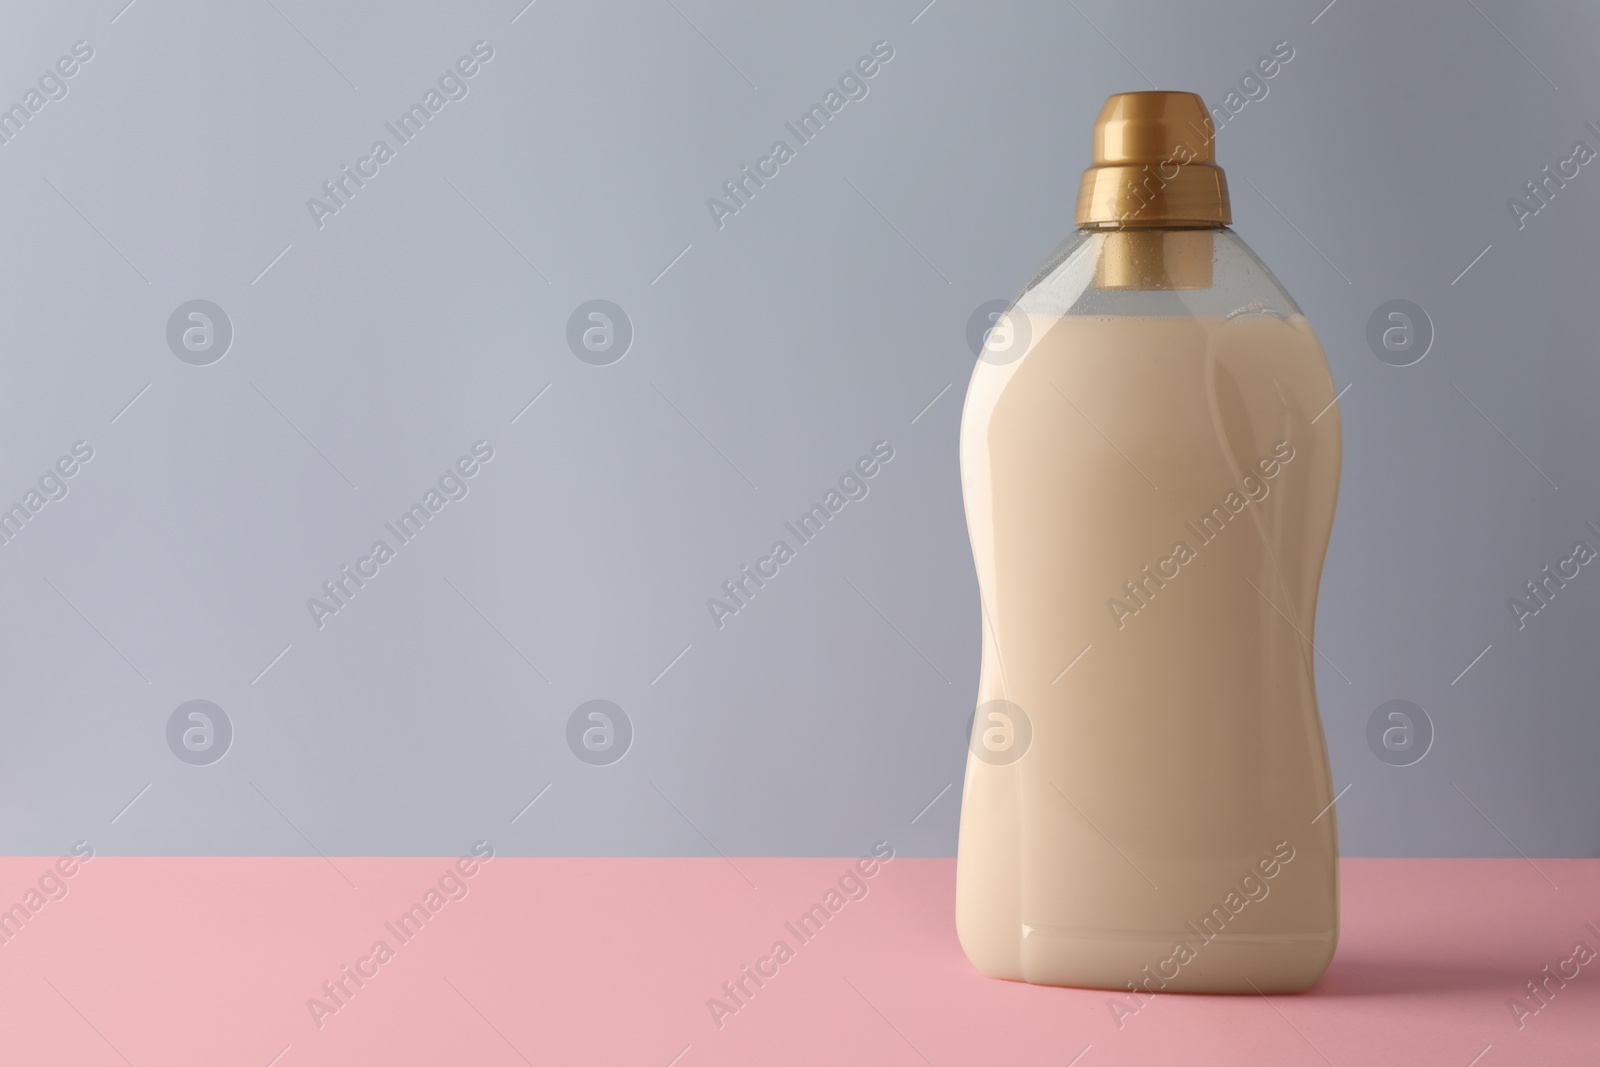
1084 227 1224 291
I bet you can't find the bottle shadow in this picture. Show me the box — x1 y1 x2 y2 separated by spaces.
1308 957 1516 998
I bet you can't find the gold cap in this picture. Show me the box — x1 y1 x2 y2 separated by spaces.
1074 91 1230 228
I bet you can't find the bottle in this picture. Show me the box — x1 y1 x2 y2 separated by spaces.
955 91 1341 994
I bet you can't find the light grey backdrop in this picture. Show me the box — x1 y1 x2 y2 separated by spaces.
1 0 1595 857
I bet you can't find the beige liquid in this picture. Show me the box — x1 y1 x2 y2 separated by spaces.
956 311 1342 993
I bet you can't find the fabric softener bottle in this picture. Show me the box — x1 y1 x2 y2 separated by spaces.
955 91 1342 994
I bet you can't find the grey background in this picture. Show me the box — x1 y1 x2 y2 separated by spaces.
1 0 1595 858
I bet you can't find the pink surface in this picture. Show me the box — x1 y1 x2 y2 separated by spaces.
0 854 1595 1065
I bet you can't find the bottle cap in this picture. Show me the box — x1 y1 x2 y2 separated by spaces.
1074 91 1231 228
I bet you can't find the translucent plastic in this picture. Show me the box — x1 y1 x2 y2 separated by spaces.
956 227 1342 994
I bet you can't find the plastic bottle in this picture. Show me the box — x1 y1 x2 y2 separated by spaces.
955 91 1341 994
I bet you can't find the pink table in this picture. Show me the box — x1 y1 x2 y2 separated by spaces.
1 855 1594 1065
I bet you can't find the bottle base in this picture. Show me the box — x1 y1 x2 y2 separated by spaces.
963 924 1337 994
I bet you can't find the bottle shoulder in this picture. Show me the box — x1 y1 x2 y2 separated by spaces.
1011 228 1305 322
